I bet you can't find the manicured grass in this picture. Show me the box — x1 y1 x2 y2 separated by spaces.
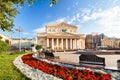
0 52 31 80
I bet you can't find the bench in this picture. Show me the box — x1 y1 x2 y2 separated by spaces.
79 54 105 68
44 51 54 58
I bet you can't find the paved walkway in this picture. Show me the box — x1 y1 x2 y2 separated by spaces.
54 51 120 70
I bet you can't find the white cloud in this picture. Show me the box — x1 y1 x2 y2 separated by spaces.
81 9 91 16
108 0 119 4
23 32 29 35
33 27 45 33
85 6 120 38
82 16 90 22
68 13 81 23
96 6 120 37
56 17 66 22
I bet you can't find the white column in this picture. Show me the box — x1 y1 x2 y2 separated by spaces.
76 39 77 49
56 38 58 49
70 39 72 49
47 38 49 48
52 38 54 49
66 38 68 49
79 40 82 49
77 39 80 49
61 38 63 49
74 39 76 49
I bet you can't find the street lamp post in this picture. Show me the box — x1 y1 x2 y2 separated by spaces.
16 27 23 52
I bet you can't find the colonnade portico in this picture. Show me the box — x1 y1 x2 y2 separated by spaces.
37 22 85 50
46 38 81 50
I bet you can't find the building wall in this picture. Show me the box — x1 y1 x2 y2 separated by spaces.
37 22 85 50
115 40 120 48
0 33 11 44
11 38 36 49
46 22 77 34
37 37 47 49
80 39 85 49
101 38 120 48
46 26 77 34
85 33 105 49
101 39 114 48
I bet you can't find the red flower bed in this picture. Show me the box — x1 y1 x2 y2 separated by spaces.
21 54 111 80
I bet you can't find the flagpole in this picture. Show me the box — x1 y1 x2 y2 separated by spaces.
16 27 23 52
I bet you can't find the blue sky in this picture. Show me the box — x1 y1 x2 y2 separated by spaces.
1 0 120 38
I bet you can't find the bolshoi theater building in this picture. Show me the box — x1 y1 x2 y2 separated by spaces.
37 22 85 50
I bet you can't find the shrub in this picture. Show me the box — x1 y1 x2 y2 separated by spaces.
0 40 10 53
35 45 42 51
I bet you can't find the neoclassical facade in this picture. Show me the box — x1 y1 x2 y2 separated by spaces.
37 22 85 50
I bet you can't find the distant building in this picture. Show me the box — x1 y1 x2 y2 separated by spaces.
101 38 114 48
85 34 93 49
37 22 85 50
101 38 120 48
0 33 37 51
0 33 11 44
115 39 120 48
11 38 36 50
85 33 105 49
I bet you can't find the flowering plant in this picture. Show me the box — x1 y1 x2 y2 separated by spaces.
21 54 111 80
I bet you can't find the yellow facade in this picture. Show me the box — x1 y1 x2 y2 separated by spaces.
101 38 120 48
101 39 113 47
114 40 120 48
0 33 11 44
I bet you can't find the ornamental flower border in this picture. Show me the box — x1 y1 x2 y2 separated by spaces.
21 54 111 80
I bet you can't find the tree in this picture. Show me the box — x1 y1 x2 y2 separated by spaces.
0 0 57 31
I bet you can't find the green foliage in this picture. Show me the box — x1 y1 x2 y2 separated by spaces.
0 52 30 80
35 45 42 50
0 41 10 53
0 1 17 31
9 51 25 55
50 0 58 7
0 0 57 31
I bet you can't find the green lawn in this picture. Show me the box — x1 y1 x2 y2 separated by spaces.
0 52 31 80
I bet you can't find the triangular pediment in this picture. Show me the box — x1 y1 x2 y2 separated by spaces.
47 22 77 28
58 22 77 28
